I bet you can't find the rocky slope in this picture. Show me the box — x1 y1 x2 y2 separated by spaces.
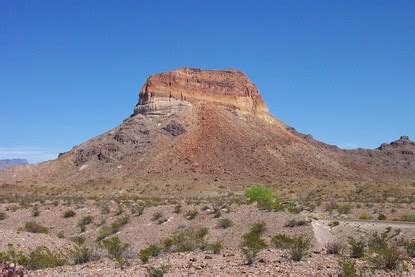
0 68 414 194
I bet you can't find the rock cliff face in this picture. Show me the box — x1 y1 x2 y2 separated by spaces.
0 68 414 195
133 68 269 116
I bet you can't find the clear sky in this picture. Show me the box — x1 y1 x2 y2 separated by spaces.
1 1 414 163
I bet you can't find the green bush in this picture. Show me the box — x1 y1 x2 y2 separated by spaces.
405 240 415 257
0 212 6 220
71 244 93 265
348 237 365 258
163 227 209 253
337 204 352 215
400 213 415 222
271 234 294 249
207 242 223 254
63 210 76 218
339 259 358 277
96 215 129 241
241 222 268 265
245 185 281 210
0 247 66 270
131 205 144 216
23 221 48 234
101 236 129 262
369 244 405 270
70 236 86 245
367 228 399 252
358 213 374 220
217 218 233 229
290 236 311 261
139 244 161 263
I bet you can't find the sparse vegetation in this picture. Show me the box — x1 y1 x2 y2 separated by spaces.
32 205 40 217
0 246 66 270
147 264 169 277
78 215 93 232
71 244 94 265
358 213 374 220
241 221 267 265
139 244 161 263
339 259 358 277
377 214 386 220
272 233 311 261
326 241 343 255
348 237 365 258
405 240 415 257
207 242 223 254
217 218 233 229
284 219 307 228
0 212 6 220
245 185 282 211
185 210 198 220
96 215 129 241
101 236 129 266
23 221 48 234
164 227 209 253
173 204 182 214
63 210 76 218
399 213 415 222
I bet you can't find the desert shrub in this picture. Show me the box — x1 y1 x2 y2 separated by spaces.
377 214 387 220
186 210 198 220
367 228 400 252
70 236 86 245
71 244 93 265
284 219 308 228
250 221 266 235
328 221 340 227
348 237 365 258
245 185 281 210
131 205 144 216
0 247 66 270
32 205 40 217
57 231 65 239
139 244 161 263
285 202 302 214
400 213 415 222
147 264 169 277
114 205 123 216
163 227 209 253
290 236 311 261
326 241 344 255
369 244 405 270
405 240 415 257
272 233 311 261
173 204 181 214
78 215 93 226
271 234 294 249
0 212 6 220
241 222 268 265
23 221 48 234
217 218 233 229
358 213 373 220
207 242 223 254
63 210 76 218
96 215 129 241
99 203 110 214
101 236 129 265
152 211 163 221
337 204 352 215
339 259 358 277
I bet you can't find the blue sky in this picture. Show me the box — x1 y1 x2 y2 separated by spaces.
1 1 414 163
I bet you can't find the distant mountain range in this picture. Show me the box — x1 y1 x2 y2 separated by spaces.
0 159 28 170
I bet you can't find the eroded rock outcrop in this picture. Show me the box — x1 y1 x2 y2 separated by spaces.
133 68 269 116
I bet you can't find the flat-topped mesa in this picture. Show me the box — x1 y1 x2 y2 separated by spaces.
133 68 269 116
